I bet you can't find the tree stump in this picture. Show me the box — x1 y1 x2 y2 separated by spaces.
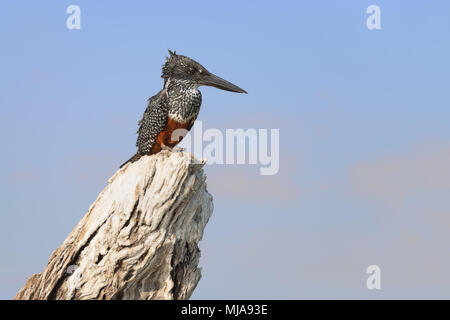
14 151 213 300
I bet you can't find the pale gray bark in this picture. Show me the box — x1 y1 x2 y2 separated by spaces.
15 151 213 300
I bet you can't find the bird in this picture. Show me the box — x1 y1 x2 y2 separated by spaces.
120 50 247 168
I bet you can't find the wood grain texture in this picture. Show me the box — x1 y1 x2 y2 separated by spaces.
15 151 213 300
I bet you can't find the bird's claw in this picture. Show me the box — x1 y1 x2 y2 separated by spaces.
172 146 185 152
161 145 185 153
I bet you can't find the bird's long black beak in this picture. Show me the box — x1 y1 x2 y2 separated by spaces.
199 73 247 94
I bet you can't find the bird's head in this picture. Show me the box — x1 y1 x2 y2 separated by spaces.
162 50 247 94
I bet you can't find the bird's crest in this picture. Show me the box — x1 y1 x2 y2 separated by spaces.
167 49 177 59
161 50 206 80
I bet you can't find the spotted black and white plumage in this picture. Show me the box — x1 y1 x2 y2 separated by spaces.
165 79 202 123
120 50 247 168
135 90 169 155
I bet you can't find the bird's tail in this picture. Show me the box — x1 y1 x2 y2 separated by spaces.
120 153 141 169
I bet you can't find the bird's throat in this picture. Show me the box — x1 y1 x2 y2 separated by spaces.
166 79 202 124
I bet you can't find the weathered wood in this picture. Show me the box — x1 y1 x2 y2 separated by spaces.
15 151 213 300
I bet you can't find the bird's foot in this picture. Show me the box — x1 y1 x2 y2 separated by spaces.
172 146 185 153
161 145 185 153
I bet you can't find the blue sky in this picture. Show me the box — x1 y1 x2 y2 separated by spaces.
1 1 450 299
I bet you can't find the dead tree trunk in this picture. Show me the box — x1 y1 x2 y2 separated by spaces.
14 151 213 300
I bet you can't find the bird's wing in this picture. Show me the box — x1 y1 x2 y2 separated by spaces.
136 90 169 155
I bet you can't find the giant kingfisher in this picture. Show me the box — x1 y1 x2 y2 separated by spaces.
121 50 247 168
